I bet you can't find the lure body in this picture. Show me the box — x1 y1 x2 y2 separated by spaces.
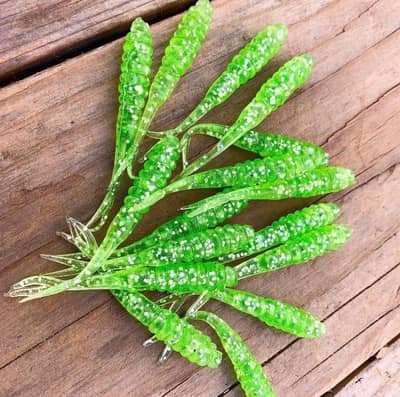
104 224 255 270
127 149 328 213
116 19 153 162
87 19 153 230
171 24 288 135
210 289 325 338
114 291 222 368
235 224 351 278
180 152 327 189
195 311 275 397
180 123 326 167
220 203 340 263
127 0 212 176
181 54 314 176
115 199 249 257
84 262 238 294
75 136 180 281
188 166 355 216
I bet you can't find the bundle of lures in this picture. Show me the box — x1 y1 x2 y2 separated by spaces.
7 1 356 395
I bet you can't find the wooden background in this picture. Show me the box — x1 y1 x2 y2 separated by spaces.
1 1 399 396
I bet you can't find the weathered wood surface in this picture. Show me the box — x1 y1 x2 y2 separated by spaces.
0 0 194 82
1 0 399 396
334 338 400 397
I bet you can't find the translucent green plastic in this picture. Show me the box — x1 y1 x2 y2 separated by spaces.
235 224 352 278
81 262 238 294
210 289 325 338
114 291 222 367
219 203 340 263
181 54 314 176
196 311 276 397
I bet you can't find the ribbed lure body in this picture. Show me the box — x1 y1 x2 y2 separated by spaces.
235 224 351 278
114 200 248 257
186 123 326 159
82 136 180 277
220 203 340 263
86 262 238 294
211 289 325 338
184 151 327 189
126 0 212 176
86 19 152 230
174 24 288 134
107 135 180 248
114 291 222 367
142 0 211 122
181 54 314 176
196 311 275 397
116 18 153 161
188 167 355 216
107 224 255 269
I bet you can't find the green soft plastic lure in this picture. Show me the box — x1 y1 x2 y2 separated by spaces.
219 202 340 263
235 224 351 278
102 224 255 270
40 199 249 269
187 166 355 216
114 291 222 368
126 149 327 213
180 54 314 176
114 199 249 257
86 19 153 231
126 0 212 177
195 311 276 397
210 289 325 338
153 23 287 137
180 123 326 168
78 262 238 294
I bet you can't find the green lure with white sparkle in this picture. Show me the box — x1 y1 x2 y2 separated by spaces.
195 311 276 397
115 291 222 368
210 289 325 338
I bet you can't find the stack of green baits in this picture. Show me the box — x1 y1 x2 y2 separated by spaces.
7 1 355 396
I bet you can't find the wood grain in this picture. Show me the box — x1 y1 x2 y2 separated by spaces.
334 338 400 397
1 0 399 396
0 0 195 82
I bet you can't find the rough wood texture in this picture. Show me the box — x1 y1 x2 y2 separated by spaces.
0 0 194 82
334 339 400 397
1 0 399 396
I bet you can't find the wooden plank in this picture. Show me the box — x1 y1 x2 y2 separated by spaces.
0 0 195 82
333 338 400 397
1 0 400 396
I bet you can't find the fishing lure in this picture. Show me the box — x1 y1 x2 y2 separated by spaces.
186 166 355 216
219 202 340 263
101 224 255 270
126 149 327 213
78 262 238 294
180 123 327 168
195 311 276 397
178 222 351 325
149 24 287 138
115 199 249 257
86 19 153 230
114 291 222 368
39 199 249 272
210 289 324 338
126 0 212 177
235 224 351 278
180 54 314 177
12 136 180 301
